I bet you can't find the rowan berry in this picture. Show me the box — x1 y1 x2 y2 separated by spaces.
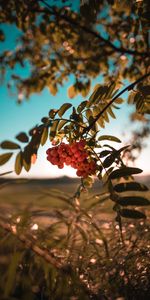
46 139 97 178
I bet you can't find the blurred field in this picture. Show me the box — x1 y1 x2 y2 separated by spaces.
0 177 114 226
0 176 150 225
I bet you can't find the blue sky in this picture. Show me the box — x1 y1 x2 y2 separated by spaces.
0 21 149 178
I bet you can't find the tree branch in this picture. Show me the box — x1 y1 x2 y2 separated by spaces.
0 218 63 269
38 0 149 57
83 72 150 134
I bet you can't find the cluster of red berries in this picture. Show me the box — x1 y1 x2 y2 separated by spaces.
46 140 96 178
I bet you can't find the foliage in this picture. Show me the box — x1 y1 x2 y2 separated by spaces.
0 0 149 103
1 77 150 222
0 1 150 298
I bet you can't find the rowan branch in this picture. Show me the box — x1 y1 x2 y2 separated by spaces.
83 72 150 134
38 0 149 58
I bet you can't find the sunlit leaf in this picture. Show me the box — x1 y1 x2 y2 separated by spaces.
68 85 76 98
98 135 121 143
114 97 124 104
57 119 68 131
105 82 116 98
107 107 116 119
49 84 57 96
58 103 72 117
77 100 88 113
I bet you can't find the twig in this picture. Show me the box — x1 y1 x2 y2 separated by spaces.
83 72 150 134
0 218 63 269
38 0 149 57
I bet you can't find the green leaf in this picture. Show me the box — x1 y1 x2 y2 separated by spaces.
120 209 146 219
15 152 22 175
41 127 48 146
118 196 150 206
16 132 29 143
1 140 20 149
58 103 72 117
98 135 121 143
0 153 13 166
114 182 149 192
109 167 143 179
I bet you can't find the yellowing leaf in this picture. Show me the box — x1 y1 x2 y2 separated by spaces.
49 84 57 96
58 103 72 117
68 85 76 98
98 135 121 143
114 97 124 104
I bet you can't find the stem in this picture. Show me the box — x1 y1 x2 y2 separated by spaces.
54 118 87 129
83 72 150 134
39 0 149 57
88 145 110 179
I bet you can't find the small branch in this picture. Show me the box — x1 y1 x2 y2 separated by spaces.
83 72 150 134
54 118 87 129
0 218 63 269
38 0 149 58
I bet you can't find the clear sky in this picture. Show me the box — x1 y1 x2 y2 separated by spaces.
0 22 149 178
